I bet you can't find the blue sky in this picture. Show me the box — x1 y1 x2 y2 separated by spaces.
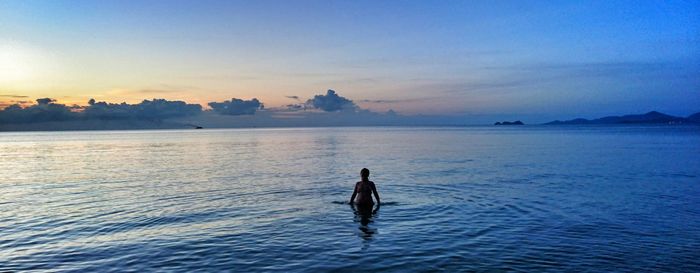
0 0 698 123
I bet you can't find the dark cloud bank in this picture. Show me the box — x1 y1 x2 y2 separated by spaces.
0 90 452 131
5 89 693 131
208 98 263 115
0 98 204 131
0 98 201 123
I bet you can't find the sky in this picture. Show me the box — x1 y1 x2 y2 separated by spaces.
0 0 698 124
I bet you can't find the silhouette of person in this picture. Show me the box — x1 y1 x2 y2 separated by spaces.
350 168 381 209
352 202 378 241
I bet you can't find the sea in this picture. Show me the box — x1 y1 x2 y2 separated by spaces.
1 126 699 272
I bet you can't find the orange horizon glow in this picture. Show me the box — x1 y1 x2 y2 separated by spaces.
0 92 417 114
1 1 698 119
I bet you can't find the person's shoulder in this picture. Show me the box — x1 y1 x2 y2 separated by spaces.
369 181 376 185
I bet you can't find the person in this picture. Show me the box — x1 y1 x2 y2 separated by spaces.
350 168 380 208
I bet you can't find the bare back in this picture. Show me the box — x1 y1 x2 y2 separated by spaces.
354 181 375 206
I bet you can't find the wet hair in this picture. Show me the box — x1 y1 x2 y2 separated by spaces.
361 168 370 179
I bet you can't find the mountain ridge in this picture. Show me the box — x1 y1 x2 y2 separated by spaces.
545 111 699 125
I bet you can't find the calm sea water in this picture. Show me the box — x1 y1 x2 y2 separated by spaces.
1 126 699 272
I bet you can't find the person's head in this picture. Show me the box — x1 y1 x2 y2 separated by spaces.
361 168 370 180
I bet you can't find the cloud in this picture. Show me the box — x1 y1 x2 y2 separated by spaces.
437 79 532 94
483 61 680 72
305 89 357 112
359 99 401 103
283 96 304 110
85 98 202 120
208 98 263 115
285 104 305 111
134 89 180 94
479 60 699 85
36 98 56 105
358 98 428 104
0 98 202 124
0 98 76 123
0 98 33 110
0 95 517 129
0 94 29 98
420 60 699 97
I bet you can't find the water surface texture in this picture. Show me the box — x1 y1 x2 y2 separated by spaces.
1 127 699 272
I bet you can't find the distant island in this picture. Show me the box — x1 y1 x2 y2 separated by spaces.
545 111 700 125
494 120 524 125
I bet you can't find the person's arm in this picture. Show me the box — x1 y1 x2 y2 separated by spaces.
371 182 380 206
349 182 358 204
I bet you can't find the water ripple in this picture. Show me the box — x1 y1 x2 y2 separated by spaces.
0 127 699 272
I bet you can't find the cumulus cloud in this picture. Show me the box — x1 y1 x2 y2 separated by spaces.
36 98 56 105
0 98 76 123
0 96 34 109
0 98 201 124
85 98 202 120
306 89 357 112
208 98 263 115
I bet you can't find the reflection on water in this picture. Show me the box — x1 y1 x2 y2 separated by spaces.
0 127 699 272
352 204 379 240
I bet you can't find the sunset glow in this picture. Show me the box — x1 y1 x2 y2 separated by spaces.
1 2 699 271
0 0 698 122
